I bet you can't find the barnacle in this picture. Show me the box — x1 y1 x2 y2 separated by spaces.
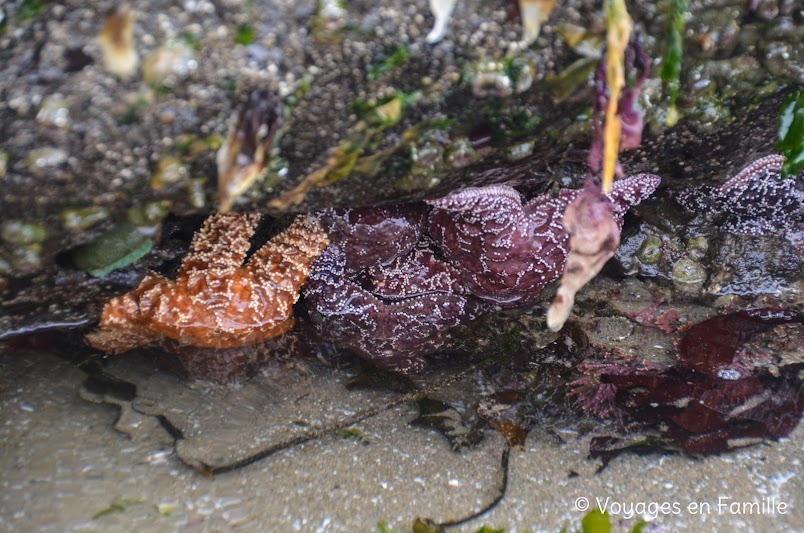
97 3 138 79
217 92 283 213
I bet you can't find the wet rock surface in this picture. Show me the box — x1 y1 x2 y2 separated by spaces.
0 1 800 275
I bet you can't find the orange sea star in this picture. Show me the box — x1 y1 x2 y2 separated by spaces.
86 213 328 354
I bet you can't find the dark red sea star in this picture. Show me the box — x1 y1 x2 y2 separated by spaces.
86 213 329 354
427 174 661 308
302 244 480 374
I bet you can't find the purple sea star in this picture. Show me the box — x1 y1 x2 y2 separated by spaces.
360 239 466 299
302 244 481 374
317 204 426 274
677 155 804 248
427 174 661 308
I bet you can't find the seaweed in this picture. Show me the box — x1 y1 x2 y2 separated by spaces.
659 0 688 126
581 309 804 464
776 90 804 178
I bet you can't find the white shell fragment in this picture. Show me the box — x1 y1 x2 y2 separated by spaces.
426 0 458 44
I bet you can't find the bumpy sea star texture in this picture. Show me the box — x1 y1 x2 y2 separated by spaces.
86 214 328 354
86 173 660 375
318 204 426 273
360 239 466 299
302 175 660 372
677 155 804 247
428 174 661 309
302 244 480 374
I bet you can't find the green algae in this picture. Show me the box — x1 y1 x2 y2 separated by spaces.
547 56 598 103
72 223 155 278
119 95 148 125
1 220 46 245
369 45 409 80
660 0 689 126
777 90 804 178
17 0 43 21
340 427 369 442
234 24 256 46
0 221 46 275
92 498 144 520
71 202 169 278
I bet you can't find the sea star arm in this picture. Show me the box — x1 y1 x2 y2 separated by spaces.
427 184 524 221
248 215 330 290
179 212 261 278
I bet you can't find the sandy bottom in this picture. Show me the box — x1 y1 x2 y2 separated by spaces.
1 351 801 532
